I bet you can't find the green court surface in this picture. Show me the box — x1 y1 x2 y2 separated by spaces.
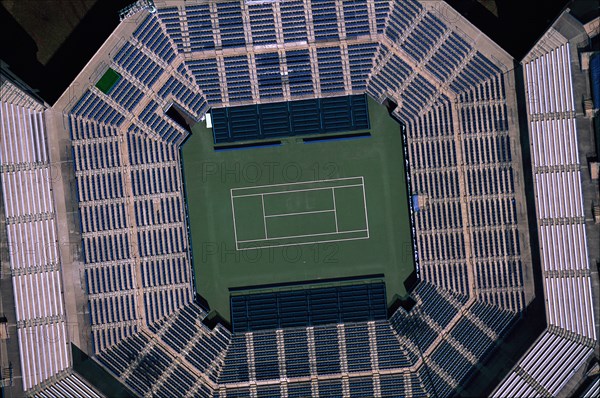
231 177 369 249
95 68 121 94
182 98 414 321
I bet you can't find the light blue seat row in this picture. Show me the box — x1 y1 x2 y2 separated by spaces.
216 1 245 48
248 4 277 46
86 262 134 295
80 202 127 233
187 58 222 103
127 130 177 165
224 56 253 102
69 117 120 140
141 256 188 288
133 15 176 63
71 90 125 126
73 139 121 172
137 225 185 257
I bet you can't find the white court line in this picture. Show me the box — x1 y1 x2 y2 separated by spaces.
232 184 363 198
332 188 339 232
361 176 370 238
230 189 240 250
261 194 268 239
264 209 335 218
237 229 368 243
231 176 369 249
237 235 370 251
231 176 363 193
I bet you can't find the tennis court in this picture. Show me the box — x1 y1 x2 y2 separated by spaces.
231 177 369 249
182 96 415 320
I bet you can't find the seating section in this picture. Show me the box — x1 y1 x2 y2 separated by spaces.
523 41 596 339
343 0 371 39
417 301 515 396
212 95 371 144
69 117 140 352
493 331 594 398
69 81 196 344
457 69 522 312
107 77 144 111
283 328 311 378
374 322 412 369
158 75 208 119
187 58 222 104
138 101 188 144
219 335 249 384
149 1 443 105
286 49 314 96
255 52 283 99
253 331 280 380
312 0 339 41
314 326 342 375
256 385 282 397
99 334 164 397
126 346 171 396
185 323 231 382
34 372 103 398
216 1 245 48
450 317 494 359
317 46 345 93
98 312 223 397
380 374 407 397
426 32 471 82
224 55 254 103
344 324 372 372
142 282 191 326
97 332 147 386
367 0 523 310
396 313 438 355
146 305 231 383
223 386 251 398
126 129 189 309
367 46 413 102
317 378 343 396
349 376 375 397
71 90 125 126
39 0 552 396
279 0 307 42
114 42 164 89
248 3 277 46
403 14 446 63
155 365 212 398
132 14 177 63
156 7 184 52
450 52 501 93
216 318 422 392
0 81 70 391
348 43 379 91
429 341 472 395
383 0 422 44
127 130 178 166
106 17 207 146
469 301 514 337
414 282 463 329
71 34 205 335
287 382 313 398
185 4 215 52
230 282 386 332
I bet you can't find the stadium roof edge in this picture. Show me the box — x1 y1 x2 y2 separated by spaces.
51 10 151 112
420 0 514 72
0 62 49 108
521 9 589 64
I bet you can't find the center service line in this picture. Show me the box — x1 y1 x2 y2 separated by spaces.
261 193 268 239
